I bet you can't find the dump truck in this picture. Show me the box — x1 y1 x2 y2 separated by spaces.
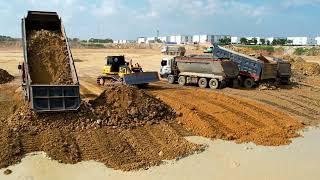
160 55 239 89
212 45 291 88
97 56 159 86
161 45 186 56
19 11 80 112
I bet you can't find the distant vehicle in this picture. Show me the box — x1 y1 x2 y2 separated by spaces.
212 44 291 88
160 55 239 89
203 46 213 53
161 45 186 56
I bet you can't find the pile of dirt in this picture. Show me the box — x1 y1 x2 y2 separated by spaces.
27 30 73 85
0 69 14 84
0 85 201 171
258 82 278 91
91 86 175 127
282 55 320 76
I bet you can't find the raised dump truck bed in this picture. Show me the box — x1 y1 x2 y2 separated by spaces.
20 11 80 112
212 44 291 88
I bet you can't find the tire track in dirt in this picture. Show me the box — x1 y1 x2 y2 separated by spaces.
149 86 304 145
264 91 320 116
224 89 319 124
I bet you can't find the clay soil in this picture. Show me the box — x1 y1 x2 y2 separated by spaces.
0 69 14 84
0 85 200 171
147 82 304 146
27 30 73 85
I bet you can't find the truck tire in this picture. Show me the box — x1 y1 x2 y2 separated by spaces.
167 75 175 84
209 79 219 89
244 78 255 88
198 78 208 88
178 76 186 86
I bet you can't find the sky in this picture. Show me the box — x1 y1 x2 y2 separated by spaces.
0 0 320 40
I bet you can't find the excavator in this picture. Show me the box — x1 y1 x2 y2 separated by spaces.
97 56 159 86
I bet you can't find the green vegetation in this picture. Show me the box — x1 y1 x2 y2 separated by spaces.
246 45 275 52
88 38 113 43
219 37 231 45
0 35 16 41
294 47 320 56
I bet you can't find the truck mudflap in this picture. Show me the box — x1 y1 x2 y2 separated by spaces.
123 72 160 85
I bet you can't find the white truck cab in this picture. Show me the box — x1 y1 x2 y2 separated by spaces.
160 57 173 78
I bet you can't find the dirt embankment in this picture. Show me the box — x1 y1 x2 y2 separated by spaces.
0 69 14 84
0 85 201 171
148 84 305 146
282 55 320 76
27 30 73 85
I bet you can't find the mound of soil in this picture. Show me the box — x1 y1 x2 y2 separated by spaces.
27 30 73 85
282 55 320 76
0 69 14 84
91 86 175 127
0 86 201 171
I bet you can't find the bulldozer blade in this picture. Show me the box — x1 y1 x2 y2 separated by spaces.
123 72 159 85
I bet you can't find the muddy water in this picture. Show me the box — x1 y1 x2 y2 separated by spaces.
1 127 320 180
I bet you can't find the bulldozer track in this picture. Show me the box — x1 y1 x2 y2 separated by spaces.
258 99 317 121
165 90 266 128
263 91 320 116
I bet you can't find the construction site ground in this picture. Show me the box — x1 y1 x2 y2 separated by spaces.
1 47 320 179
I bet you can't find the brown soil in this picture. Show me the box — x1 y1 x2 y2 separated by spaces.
27 30 73 85
147 83 304 146
0 69 14 84
0 85 201 171
282 55 320 76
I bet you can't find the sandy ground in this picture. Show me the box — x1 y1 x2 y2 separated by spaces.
1 48 320 179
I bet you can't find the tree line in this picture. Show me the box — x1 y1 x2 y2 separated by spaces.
0 35 18 41
239 38 293 46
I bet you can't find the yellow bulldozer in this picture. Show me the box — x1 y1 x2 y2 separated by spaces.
97 56 159 86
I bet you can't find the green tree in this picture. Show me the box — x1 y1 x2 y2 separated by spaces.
260 38 266 45
219 37 231 45
240 38 248 45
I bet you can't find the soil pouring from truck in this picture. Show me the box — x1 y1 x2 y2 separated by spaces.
212 44 291 88
19 11 80 112
160 55 239 89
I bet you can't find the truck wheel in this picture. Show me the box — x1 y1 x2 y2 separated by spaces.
244 78 255 88
198 78 208 88
178 76 186 86
209 79 219 89
167 75 175 84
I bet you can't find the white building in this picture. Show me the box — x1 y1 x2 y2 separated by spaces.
266 37 274 44
146 37 156 43
231 37 240 44
315 37 320 45
137 37 146 44
287 37 316 45
158 36 168 43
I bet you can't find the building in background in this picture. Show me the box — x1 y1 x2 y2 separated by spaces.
231 36 240 44
137 37 146 44
287 37 316 45
146 37 156 43
315 37 320 45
